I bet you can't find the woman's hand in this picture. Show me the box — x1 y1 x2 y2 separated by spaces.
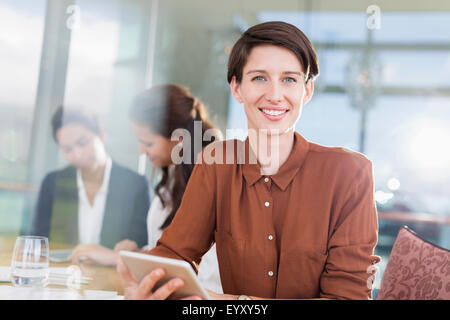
114 239 138 252
205 289 237 300
69 244 119 266
116 256 202 300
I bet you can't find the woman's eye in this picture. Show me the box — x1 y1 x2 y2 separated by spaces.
252 75 266 81
283 77 297 83
77 139 89 147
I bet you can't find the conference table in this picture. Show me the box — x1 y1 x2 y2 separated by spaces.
0 237 124 299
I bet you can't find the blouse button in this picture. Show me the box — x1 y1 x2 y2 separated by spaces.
264 201 270 207
268 271 274 277
268 235 273 240
264 177 269 183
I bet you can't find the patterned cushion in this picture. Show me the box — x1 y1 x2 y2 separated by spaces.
377 226 450 300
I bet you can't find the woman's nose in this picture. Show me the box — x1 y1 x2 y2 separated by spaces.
71 148 82 160
265 82 283 104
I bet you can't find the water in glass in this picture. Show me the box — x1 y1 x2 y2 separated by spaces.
10 236 49 287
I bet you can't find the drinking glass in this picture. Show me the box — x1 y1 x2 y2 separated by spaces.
10 236 49 287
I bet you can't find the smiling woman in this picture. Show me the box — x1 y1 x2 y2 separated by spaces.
117 21 381 301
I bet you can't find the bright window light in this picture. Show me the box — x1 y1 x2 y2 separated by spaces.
375 190 394 204
387 177 400 191
406 120 450 178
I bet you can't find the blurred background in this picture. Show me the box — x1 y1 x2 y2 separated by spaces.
1 0 449 295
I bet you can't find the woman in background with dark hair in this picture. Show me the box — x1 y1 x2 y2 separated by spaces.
70 84 223 294
30 106 150 250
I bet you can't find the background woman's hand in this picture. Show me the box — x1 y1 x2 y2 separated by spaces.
69 244 119 266
116 256 202 300
114 239 138 252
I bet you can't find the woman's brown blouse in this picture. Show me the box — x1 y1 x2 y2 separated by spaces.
148 132 381 299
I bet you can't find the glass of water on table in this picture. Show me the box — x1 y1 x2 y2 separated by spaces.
10 236 49 287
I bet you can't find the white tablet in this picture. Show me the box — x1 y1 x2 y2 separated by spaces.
119 251 210 300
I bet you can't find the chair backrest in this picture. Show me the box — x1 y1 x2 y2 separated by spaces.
377 226 450 300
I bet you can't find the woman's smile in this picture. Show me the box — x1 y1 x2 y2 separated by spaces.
258 106 290 121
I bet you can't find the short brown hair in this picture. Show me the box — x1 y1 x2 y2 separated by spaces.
227 21 319 84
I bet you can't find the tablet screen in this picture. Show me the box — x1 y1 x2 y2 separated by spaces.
119 251 210 300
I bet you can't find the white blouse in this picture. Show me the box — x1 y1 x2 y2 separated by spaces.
76 157 112 245
145 166 223 294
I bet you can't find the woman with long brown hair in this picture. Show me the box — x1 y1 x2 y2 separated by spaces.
69 84 223 293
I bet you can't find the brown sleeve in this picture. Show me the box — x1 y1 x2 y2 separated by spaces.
146 158 216 274
320 160 381 300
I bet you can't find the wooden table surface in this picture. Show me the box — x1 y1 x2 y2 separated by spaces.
0 237 123 296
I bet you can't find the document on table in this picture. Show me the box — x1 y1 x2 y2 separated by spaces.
0 286 123 300
0 266 92 285
0 266 122 300
0 266 10 283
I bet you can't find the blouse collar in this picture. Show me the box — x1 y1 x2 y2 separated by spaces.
242 131 310 191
